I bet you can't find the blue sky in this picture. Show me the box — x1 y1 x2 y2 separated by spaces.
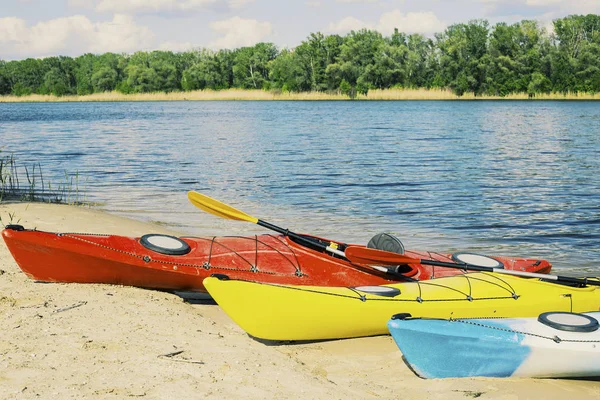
1 0 599 60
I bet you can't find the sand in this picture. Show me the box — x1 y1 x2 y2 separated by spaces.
0 202 599 399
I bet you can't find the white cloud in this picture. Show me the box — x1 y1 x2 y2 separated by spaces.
228 0 254 9
531 0 600 13
525 0 562 5
69 0 94 8
336 0 377 3
377 10 446 35
326 16 372 34
157 40 197 52
0 17 27 44
326 10 445 36
474 0 600 14
0 14 154 59
209 16 272 49
96 0 217 13
89 14 155 53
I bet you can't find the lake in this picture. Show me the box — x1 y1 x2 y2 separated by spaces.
1 100 599 275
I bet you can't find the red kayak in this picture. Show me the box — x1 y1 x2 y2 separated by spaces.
2 225 552 292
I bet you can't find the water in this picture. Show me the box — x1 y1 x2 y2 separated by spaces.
1 101 599 275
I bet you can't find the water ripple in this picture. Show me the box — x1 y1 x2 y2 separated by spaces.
1 100 599 274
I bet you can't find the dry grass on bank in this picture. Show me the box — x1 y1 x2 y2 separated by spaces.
0 90 347 102
366 88 600 100
2 88 600 102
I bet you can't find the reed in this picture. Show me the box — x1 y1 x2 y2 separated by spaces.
0 153 17 200
0 152 87 205
2 88 599 102
364 88 459 100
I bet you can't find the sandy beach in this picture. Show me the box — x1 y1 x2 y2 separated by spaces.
1 202 599 399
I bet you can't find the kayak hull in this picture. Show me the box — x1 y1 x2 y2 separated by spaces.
388 312 600 378
2 227 551 293
2 228 393 291
203 273 600 341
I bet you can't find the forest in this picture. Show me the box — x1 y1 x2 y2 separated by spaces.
1 14 599 98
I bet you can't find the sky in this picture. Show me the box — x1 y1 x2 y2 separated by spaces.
0 0 599 60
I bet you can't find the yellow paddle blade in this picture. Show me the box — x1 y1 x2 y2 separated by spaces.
187 191 259 224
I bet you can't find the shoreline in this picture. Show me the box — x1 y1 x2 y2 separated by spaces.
1 202 599 398
2 88 600 102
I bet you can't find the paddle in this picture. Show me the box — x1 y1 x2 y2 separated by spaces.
187 191 416 279
345 246 600 287
187 191 343 253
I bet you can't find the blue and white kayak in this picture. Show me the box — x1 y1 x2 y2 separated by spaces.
387 311 600 379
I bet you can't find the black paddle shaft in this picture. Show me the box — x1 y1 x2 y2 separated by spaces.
418 259 600 287
257 220 340 254
257 220 415 281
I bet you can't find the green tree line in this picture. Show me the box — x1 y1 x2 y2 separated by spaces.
1 14 599 98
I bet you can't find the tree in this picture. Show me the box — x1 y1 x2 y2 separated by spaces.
527 71 552 96
233 43 278 89
293 32 343 91
4 58 45 95
325 29 386 93
216 49 235 89
325 61 359 92
74 54 96 95
119 51 182 93
554 14 600 59
485 21 549 96
436 20 490 95
361 43 407 89
551 14 600 93
575 43 600 92
182 50 228 91
0 62 11 95
91 67 118 92
339 78 355 98
405 34 437 88
269 49 308 92
96 52 127 87
152 60 179 92
149 51 181 92
43 67 71 96
125 65 160 93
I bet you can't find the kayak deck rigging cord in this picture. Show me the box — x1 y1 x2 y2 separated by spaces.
448 318 600 344
55 230 306 277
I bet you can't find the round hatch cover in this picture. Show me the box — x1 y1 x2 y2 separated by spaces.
538 312 599 333
451 252 504 269
354 286 401 297
140 234 191 256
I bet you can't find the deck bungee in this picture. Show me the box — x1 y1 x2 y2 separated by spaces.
2 225 551 292
388 312 600 378
203 273 600 341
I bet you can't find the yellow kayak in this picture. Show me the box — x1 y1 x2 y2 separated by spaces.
204 273 600 341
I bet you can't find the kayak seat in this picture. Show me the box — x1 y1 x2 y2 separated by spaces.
367 233 405 255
